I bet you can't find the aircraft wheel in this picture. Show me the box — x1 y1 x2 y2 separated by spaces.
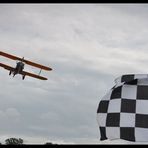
22 75 25 80
9 71 11 75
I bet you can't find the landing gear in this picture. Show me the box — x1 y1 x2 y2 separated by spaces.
9 70 15 77
9 70 11 75
22 75 25 80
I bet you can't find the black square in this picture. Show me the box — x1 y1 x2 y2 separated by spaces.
121 75 135 83
106 113 120 127
137 86 148 100
99 127 107 140
120 127 135 141
136 114 148 128
97 100 109 113
111 86 122 99
124 79 138 85
121 99 136 113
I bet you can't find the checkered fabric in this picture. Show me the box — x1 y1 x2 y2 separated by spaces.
97 74 148 142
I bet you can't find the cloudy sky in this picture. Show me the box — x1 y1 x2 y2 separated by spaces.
0 4 148 144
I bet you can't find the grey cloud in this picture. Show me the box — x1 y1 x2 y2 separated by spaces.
0 4 148 144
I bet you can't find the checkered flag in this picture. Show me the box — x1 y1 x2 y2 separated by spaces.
97 74 148 142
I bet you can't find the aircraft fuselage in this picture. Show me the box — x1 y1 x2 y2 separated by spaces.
14 62 25 74
9 62 25 77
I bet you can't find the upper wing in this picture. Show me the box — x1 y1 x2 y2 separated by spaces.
23 60 52 71
0 63 15 71
0 51 52 71
0 51 18 60
20 70 48 80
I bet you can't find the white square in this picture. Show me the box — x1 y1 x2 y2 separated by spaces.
136 100 148 114
108 99 121 113
134 74 148 79
135 128 148 142
138 78 148 86
120 113 135 127
106 127 120 140
97 113 107 127
121 85 137 100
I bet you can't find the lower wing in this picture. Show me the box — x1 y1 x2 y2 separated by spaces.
0 63 47 80
0 63 15 71
20 71 48 80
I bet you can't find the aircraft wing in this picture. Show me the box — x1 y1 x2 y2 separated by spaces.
0 51 52 71
23 60 52 71
0 63 15 71
20 70 48 80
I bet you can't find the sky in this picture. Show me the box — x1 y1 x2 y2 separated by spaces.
0 4 148 144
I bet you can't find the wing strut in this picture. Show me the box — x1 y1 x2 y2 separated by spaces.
39 69 42 75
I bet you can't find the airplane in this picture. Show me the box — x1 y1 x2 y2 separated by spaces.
0 51 52 80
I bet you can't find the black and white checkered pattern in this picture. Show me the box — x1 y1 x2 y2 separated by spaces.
97 74 148 142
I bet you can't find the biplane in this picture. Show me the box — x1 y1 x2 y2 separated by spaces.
0 51 52 80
